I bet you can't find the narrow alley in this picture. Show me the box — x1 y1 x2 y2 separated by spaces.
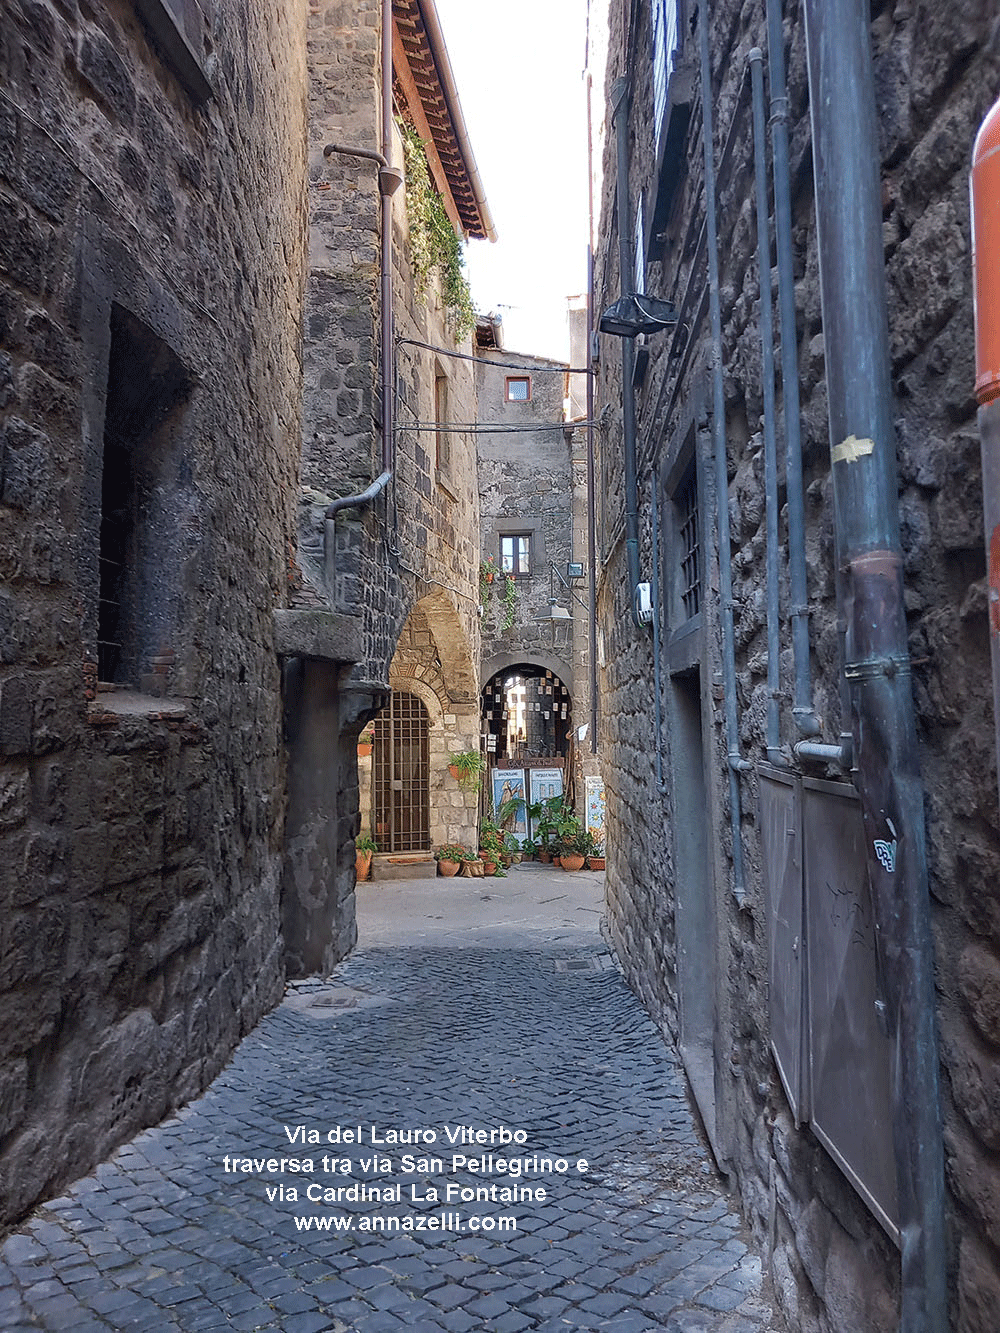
0 867 782 1333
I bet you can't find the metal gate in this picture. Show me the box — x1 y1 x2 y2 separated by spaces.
372 692 430 852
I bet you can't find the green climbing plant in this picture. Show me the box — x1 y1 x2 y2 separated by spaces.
400 120 476 341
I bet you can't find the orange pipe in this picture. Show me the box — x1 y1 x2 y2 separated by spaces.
972 97 1000 405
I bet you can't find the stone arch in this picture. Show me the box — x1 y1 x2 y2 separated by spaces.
483 648 572 692
414 588 478 703
388 674 444 727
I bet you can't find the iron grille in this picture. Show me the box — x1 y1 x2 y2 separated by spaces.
678 471 701 620
372 692 430 853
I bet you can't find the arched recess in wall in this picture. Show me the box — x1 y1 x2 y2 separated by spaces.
482 662 574 793
412 587 478 703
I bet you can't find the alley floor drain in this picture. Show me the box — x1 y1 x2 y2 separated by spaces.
281 983 391 1018
553 953 614 975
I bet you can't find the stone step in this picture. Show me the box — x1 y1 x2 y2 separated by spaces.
370 853 437 882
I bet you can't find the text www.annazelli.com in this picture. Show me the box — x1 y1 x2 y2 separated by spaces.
294 1212 517 1233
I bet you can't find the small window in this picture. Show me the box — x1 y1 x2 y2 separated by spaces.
634 192 646 297
500 534 531 576
435 371 450 477
677 470 700 621
505 376 531 402
652 0 681 149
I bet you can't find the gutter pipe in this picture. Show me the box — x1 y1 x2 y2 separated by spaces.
971 96 1000 823
801 1 947 1327
699 2 748 904
764 0 821 740
749 49 783 766
587 247 599 753
610 75 643 623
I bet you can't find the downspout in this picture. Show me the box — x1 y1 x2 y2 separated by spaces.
764 0 822 742
699 2 748 904
801 2 947 1328
749 49 783 767
651 478 667 792
587 247 600 753
610 74 643 620
971 96 1000 823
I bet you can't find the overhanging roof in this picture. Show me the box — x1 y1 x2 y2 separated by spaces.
393 0 496 242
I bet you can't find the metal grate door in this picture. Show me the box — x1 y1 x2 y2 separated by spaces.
372 692 430 852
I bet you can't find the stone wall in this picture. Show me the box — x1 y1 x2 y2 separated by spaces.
594 0 1000 1328
0 0 306 1223
303 4 482 867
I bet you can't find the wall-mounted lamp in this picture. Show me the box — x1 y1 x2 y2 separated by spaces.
598 293 678 338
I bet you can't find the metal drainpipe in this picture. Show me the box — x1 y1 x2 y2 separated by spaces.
587 248 600 753
610 75 643 620
750 49 783 767
699 1 748 904
764 0 822 741
801 1 947 1327
651 478 667 793
971 96 1000 823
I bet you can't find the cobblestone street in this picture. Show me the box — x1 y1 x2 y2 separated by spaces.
0 867 783 1333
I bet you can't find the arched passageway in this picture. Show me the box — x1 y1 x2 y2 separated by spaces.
481 663 575 824
372 691 431 852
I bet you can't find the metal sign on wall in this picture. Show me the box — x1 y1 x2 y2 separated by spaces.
758 766 899 1242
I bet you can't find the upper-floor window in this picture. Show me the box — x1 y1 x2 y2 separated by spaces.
500 533 531 576
652 0 680 150
435 370 450 477
133 0 213 102
505 376 531 402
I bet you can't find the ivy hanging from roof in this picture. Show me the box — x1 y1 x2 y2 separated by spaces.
400 120 476 342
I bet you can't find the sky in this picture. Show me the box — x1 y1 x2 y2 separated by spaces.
433 0 595 364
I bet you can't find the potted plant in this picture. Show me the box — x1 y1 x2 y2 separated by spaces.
356 722 375 758
448 749 484 792
586 836 605 871
479 555 498 602
521 836 537 861
460 850 484 878
355 832 377 880
478 824 505 876
434 843 466 877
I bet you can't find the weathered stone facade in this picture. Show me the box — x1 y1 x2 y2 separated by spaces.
594 0 1000 1329
0 0 307 1223
476 336 598 804
302 0 487 878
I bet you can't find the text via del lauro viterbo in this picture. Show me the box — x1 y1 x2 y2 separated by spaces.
223 1123 589 1235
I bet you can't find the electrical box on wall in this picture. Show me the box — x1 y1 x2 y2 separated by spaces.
634 582 653 624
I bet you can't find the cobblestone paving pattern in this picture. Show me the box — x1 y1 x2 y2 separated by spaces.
0 872 784 1332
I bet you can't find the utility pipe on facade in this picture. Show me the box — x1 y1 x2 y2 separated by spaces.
587 247 599 753
610 75 643 621
801 1 947 1327
699 2 748 902
749 49 783 766
971 95 1000 823
764 0 821 743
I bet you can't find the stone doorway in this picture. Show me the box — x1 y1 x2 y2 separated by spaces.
372 691 431 852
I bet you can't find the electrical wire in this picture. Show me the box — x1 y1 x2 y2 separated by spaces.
397 337 591 375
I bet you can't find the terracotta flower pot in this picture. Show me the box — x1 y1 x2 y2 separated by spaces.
355 850 373 881
481 858 497 875
448 763 461 781
357 743 373 757
552 855 562 867
437 859 460 876
538 850 551 864
561 852 585 872
587 856 606 870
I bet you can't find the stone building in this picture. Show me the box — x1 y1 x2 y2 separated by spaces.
0 0 307 1222
475 319 598 819
593 0 1000 1329
302 0 494 889
0 0 492 1225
